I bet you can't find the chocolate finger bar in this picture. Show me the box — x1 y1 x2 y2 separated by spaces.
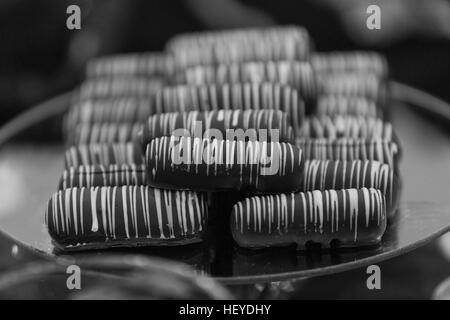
231 188 387 249
146 136 303 193
46 186 208 251
140 110 294 147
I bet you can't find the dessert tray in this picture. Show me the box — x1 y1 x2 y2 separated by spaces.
0 82 449 284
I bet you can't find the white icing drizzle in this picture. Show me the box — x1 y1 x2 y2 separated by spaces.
164 190 175 238
154 188 164 239
72 188 78 235
64 189 71 234
100 187 108 238
91 187 99 232
58 192 65 233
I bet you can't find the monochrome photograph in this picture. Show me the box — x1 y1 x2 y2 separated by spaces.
0 0 449 305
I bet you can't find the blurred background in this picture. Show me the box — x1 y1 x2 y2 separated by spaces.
0 0 449 125
0 0 449 299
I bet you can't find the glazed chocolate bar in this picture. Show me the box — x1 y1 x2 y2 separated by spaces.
231 188 387 249
46 186 208 251
145 136 303 193
140 109 294 147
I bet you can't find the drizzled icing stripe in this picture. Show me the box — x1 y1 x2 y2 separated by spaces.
302 160 397 211
59 164 147 190
299 116 394 141
69 123 142 145
231 187 387 248
64 143 144 168
295 138 400 169
45 186 208 249
146 136 303 192
142 109 293 145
